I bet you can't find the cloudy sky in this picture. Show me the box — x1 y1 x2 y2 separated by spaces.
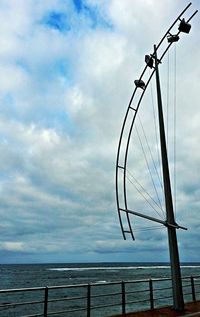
0 0 199 264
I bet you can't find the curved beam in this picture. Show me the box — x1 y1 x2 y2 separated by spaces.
116 3 197 240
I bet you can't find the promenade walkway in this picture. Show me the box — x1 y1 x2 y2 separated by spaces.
111 301 200 317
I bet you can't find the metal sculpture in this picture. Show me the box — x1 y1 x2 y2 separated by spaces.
115 2 198 311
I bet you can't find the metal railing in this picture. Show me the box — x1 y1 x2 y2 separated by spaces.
0 275 200 317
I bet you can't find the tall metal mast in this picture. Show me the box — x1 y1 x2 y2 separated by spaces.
154 45 184 310
115 3 198 312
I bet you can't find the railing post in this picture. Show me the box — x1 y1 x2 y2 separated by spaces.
191 276 196 302
149 279 154 310
121 281 126 314
87 284 91 317
44 286 48 317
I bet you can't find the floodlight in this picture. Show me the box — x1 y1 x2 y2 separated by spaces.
134 79 145 89
145 55 154 68
178 18 191 33
167 34 180 43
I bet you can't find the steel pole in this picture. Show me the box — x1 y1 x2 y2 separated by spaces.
154 45 184 311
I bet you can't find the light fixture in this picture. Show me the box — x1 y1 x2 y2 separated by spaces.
167 34 180 43
145 55 154 68
134 79 145 89
178 18 191 33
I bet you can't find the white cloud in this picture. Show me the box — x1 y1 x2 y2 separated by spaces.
0 241 27 252
0 0 199 263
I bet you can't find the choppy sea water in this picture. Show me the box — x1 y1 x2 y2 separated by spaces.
0 262 200 316
2 262 200 289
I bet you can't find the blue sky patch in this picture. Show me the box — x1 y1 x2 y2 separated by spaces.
42 2 112 33
73 0 82 13
42 12 70 32
73 0 113 30
55 59 71 78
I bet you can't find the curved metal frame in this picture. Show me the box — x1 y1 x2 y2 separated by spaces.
116 3 198 240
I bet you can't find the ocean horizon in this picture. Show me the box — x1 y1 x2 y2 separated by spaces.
1 261 200 290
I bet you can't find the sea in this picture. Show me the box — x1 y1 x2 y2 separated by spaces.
0 262 200 316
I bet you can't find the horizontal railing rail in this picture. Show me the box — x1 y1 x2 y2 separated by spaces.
0 275 200 317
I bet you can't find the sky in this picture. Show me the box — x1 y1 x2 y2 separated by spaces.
0 0 199 264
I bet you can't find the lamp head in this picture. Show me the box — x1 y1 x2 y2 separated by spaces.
145 55 154 68
167 34 180 43
134 79 145 90
178 18 191 33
